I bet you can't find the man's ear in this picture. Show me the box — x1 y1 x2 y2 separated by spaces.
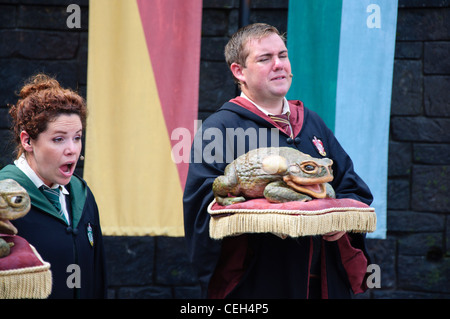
20 131 33 152
230 62 246 84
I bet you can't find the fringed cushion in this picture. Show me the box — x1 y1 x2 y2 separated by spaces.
208 198 376 239
0 235 52 299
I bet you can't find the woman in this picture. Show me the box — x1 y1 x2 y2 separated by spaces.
0 74 107 298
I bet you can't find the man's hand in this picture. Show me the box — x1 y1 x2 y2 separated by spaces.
322 231 346 241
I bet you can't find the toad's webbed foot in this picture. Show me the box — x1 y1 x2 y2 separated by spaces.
264 180 312 203
215 196 246 206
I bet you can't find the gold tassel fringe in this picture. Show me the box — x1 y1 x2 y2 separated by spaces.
208 201 376 239
0 245 52 299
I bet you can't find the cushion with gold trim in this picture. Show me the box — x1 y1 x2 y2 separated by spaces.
0 234 52 299
207 198 376 239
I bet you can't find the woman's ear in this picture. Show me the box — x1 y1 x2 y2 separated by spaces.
20 131 33 152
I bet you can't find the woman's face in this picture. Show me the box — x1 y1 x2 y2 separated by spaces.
25 114 82 187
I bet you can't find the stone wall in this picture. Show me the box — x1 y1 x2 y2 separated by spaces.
0 0 89 167
0 0 448 299
365 0 450 298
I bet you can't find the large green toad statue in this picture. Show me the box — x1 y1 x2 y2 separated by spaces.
213 147 335 206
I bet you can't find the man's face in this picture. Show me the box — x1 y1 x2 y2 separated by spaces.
234 33 292 108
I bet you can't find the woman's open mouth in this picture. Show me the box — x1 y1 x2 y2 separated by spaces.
59 162 76 177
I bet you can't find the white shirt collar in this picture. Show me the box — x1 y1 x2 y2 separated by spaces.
240 92 290 116
14 154 69 195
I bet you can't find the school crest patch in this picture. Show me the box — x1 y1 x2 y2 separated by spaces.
87 223 94 247
312 136 326 156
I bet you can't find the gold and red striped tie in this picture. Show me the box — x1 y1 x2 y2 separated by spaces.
269 113 293 138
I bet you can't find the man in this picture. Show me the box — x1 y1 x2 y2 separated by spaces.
183 23 373 299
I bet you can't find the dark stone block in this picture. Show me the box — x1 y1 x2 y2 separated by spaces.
77 32 88 85
411 165 450 212
0 108 12 129
198 61 236 113
155 237 199 286
202 9 230 36
117 286 172 299
388 141 412 177
424 76 450 117
18 4 88 31
0 130 15 168
0 59 79 107
103 236 155 286
202 0 236 9
446 218 450 256
250 9 288 34
388 211 445 232
174 286 202 299
394 41 423 59
398 0 450 8
0 5 16 28
398 255 450 293
0 30 79 59
424 42 450 74
227 9 239 36
372 289 450 299
19 30 79 59
201 37 229 61
366 238 396 288
396 8 450 41
414 143 450 165
391 117 450 142
0 30 16 58
19 0 88 5
387 179 410 210
398 232 443 256
251 0 289 9
106 288 116 299
390 60 423 116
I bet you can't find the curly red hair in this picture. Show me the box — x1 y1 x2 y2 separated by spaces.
9 74 87 157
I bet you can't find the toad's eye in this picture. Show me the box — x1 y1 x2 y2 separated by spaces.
301 162 318 174
8 195 23 205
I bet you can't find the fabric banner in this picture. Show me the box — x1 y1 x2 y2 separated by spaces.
287 0 398 238
85 0 202 236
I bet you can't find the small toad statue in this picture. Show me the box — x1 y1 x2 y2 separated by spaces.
0 179 31 257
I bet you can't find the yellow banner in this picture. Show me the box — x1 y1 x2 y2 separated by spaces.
85 0 192 236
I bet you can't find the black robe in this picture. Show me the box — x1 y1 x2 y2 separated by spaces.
183 98 373 299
